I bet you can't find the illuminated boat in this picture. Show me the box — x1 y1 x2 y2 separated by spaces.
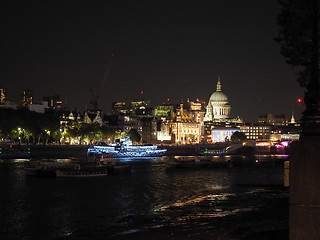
87 138 167 158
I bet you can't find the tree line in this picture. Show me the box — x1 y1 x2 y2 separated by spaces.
0 108 141 145
0 108 61 144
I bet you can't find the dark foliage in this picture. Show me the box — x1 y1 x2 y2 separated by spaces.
231 131 247 142
127 128 141 143
275 0 316 87
0 108 60 144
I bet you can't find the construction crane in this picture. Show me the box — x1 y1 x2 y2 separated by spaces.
89 54 115 112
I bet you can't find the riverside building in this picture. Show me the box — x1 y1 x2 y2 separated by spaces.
170 102 201 144
240 125 271 141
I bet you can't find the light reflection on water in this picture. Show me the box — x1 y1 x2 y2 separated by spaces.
0 155 288 240
0 158 29 163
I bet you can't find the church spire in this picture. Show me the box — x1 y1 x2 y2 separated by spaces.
216 76 221 92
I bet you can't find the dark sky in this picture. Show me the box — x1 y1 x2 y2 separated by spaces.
1 0 304 122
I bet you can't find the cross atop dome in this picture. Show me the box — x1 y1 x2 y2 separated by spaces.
216 76 221 92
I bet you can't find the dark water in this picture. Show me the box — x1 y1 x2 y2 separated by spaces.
0 155 288 240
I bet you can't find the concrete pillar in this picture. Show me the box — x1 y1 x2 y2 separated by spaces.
284 161 289 187
289 140 320 240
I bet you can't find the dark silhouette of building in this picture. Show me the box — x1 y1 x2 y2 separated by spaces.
43 95 63 110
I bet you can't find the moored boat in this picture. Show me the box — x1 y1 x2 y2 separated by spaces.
25 153 131 177
24 160 80 176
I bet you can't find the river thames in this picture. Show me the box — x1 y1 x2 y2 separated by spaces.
0 155 288 240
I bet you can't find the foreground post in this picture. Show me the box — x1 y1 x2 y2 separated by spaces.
290 1 320 239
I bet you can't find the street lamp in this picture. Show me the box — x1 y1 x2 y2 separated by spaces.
17 128 22 145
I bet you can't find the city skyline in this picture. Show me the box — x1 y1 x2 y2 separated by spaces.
1 1 304 122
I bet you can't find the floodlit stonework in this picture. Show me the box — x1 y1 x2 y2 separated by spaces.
204 76 231 121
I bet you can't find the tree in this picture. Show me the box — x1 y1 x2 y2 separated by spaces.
276 0 320 136
100 126 116 140
120 131 127 139
0 108 60 144
231 131 247 142
127 128 141 144
276 0 314 88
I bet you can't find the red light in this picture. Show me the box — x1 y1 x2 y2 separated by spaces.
141 91 143 95
167 98 170 101
297 98 302 103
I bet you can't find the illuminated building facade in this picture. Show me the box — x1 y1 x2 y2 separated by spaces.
21 89 33 107
129 100 149 114
134 101 153 116
171 102 201 144
0 88 5 105
204 77 231 121
118 115 143 135
68 112 75 121
240 125 271 141
269 121 301 141
211 128 239 142
141 117 157 144
112 101 127 115
157 120 172 141
270 133 300 141
188 100 202 111
257 113 289 126
290 112 296 124
154 104 174 117
135 105 153 116
81 111 103 125
130 100 149 108
93 112 103 125
83 112 92 123
59 111 104 136
189 100 205 139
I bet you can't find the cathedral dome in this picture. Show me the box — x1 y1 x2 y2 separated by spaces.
210 91 228 102
204 76 231 122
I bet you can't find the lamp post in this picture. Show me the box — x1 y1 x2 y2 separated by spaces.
17 127 22 145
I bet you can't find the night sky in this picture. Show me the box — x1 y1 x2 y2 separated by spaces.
2 1 304 122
